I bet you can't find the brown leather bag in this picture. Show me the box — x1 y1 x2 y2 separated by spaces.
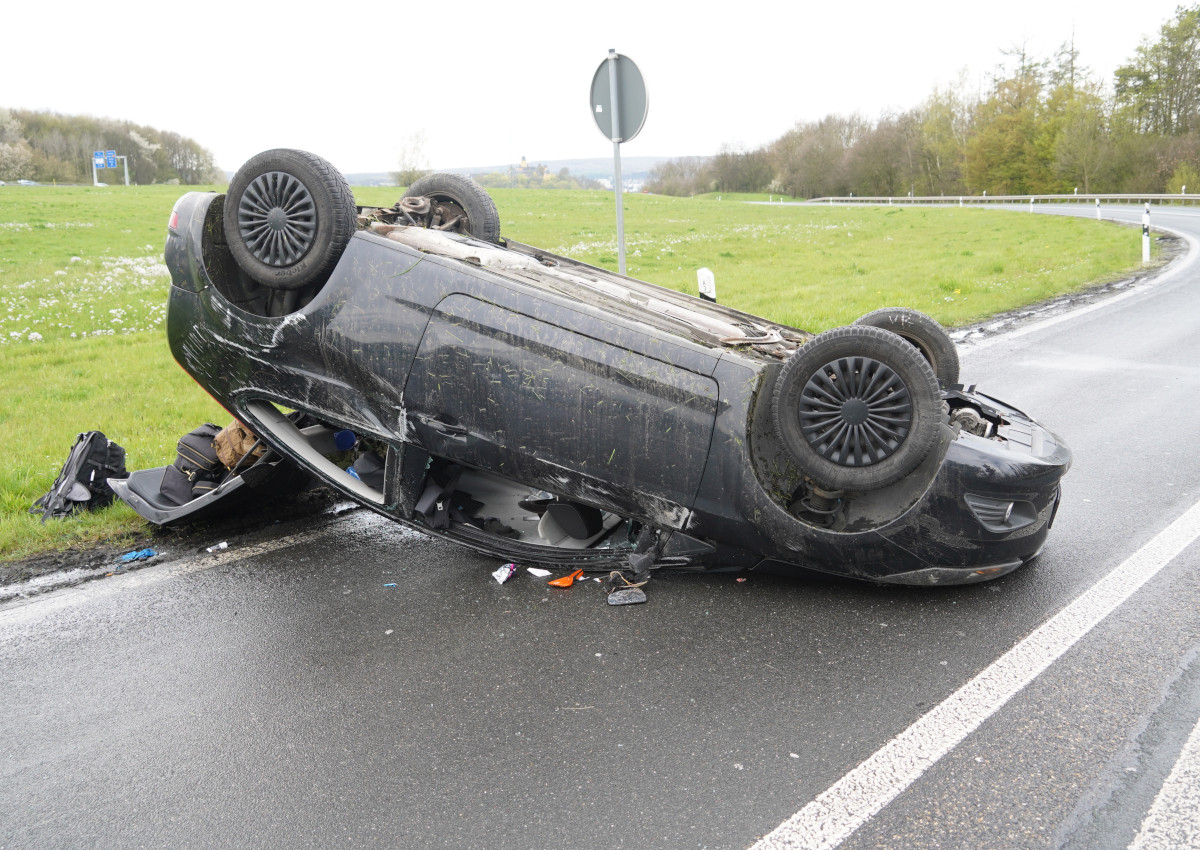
213 419 267 469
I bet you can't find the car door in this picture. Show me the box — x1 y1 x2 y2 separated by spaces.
404 293 720 520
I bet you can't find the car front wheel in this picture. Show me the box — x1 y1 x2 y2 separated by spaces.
772 325 942 492
853 306 960 388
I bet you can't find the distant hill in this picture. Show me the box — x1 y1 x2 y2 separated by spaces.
342 156 674 187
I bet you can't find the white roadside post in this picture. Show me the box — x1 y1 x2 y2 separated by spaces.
1143 202 1151 264
1096 198 1101 220
697 267 716 302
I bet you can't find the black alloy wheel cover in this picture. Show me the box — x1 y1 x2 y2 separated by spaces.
237 171 317 268
223 148 356 291
772 325 941 492
798 354 912 466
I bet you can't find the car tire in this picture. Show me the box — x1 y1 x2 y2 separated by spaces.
853 307 960 387
772 325 942 492
402 173 501 243
223 149 357 291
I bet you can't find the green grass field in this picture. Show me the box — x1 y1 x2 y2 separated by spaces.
0 184 1155 560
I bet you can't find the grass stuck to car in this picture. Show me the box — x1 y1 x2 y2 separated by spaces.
118 148 1074 586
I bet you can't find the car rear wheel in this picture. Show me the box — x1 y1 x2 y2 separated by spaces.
223 149 357 291
401 173 501 243
772 325 942 491
853 307 960 387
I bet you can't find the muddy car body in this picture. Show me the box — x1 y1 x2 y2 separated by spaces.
146 149 1070 585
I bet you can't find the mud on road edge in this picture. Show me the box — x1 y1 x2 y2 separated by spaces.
1 486 352 600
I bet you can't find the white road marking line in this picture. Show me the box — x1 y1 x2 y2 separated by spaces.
752 499 1200 850
1128 714 1200 849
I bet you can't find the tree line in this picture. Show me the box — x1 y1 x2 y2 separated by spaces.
647 5 1200 198
0 108 222 185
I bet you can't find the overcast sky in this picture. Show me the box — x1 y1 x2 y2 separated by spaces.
2 1 1187 175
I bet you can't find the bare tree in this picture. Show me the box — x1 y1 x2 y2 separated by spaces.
644 156 712 195
391 130 430 187
0 108 33 180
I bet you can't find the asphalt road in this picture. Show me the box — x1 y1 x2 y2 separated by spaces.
4 204 1200 850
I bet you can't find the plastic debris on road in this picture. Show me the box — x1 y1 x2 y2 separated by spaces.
604 570 648 605
383 583 397 588
526 567 551 578
492 563 518 584
119 548 157 563
548 569 584 588
607 587 647 605
205 541 228 553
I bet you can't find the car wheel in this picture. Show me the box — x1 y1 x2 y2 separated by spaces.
772 325 942 492
223 149 357 291
853 307 960 387
402 173 501 243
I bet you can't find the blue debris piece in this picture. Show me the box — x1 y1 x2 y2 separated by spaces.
383 583 397 588
119 548 158 563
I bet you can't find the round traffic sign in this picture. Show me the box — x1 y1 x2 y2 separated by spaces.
589 52 648 144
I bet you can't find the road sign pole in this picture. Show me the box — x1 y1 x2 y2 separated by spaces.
590 50 647 279
607 50 627 276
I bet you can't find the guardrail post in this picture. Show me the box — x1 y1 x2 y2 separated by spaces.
1143 203 1151 263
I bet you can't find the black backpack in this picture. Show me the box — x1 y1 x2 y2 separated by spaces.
31 431 128 523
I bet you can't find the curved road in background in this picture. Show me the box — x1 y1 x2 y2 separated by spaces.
3 204 1200 849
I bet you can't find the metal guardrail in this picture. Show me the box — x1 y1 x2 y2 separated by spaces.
808 193 1200 206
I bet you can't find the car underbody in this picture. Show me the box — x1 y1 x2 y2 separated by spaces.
113 150 1071 587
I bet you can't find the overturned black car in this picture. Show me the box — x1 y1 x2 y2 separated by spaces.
114 148 1070 585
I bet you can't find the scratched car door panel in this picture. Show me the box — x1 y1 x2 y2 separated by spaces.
405 294 719 515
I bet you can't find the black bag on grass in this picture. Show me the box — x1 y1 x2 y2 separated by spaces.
30 431 128 522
